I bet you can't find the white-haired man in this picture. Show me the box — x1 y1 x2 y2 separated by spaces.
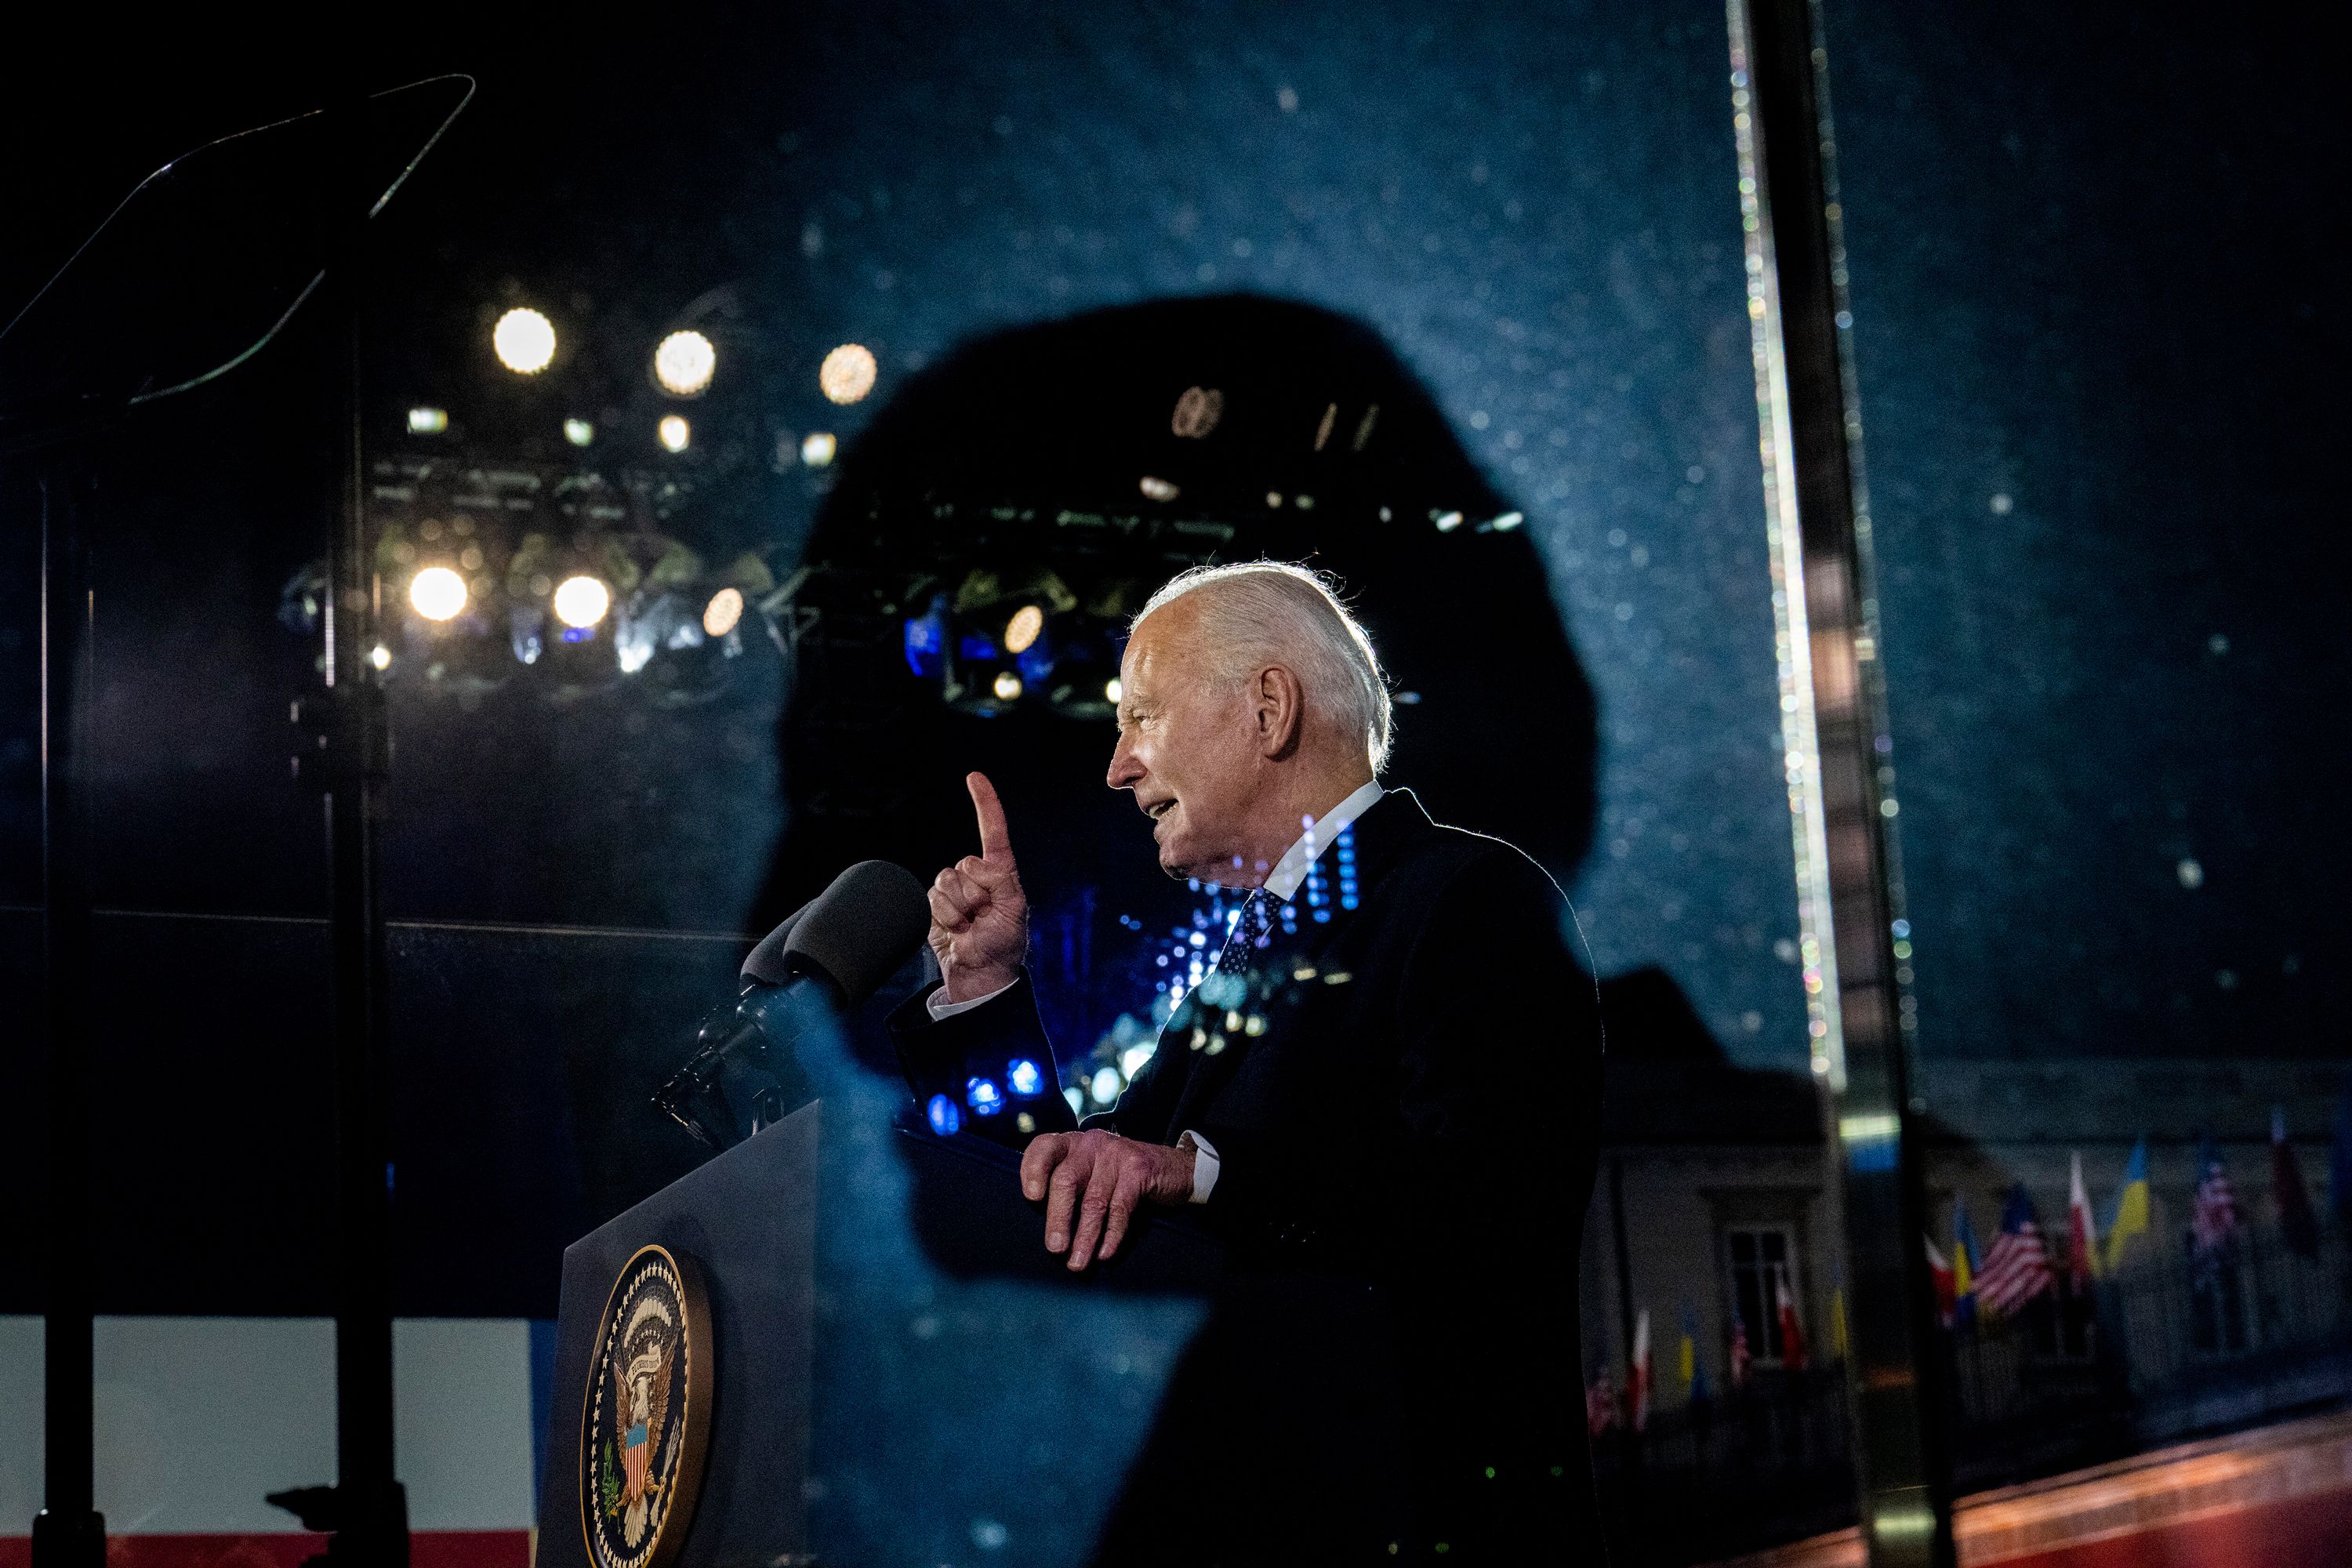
896 562 1605 1562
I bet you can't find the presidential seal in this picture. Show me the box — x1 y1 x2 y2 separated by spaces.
579 1244 713 1568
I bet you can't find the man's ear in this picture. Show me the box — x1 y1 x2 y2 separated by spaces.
1255 664 1304 759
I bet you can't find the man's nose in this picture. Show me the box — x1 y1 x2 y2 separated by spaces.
1106 734 1143 791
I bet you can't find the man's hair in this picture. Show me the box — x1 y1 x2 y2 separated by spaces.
1133 562 1394 774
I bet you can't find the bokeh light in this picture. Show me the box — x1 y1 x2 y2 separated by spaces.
658 415 691 452
1003 604 1044 654
563 418 595 447
406 407 448 435
1105 677 1123 704
993 671 1022 701
553 575 611 629
819 343 877 404
702 586 745 638
654 330 717 396
1007 1058 1044 1098
492 307 556 374
367 644 391 671
408 566 468 622
800 431 837 467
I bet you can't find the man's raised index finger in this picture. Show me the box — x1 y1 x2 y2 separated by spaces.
967 771 1014 864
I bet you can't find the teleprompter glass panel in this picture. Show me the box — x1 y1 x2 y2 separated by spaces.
0 6 1871 1560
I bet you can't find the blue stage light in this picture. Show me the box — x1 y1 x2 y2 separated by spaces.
967 1076 1006 1116
903 612 945 677
1007 1058 1044 1097
927 1094 961 1135
959 633 1000 661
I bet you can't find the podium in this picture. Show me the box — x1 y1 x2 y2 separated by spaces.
536 1099 1224 1568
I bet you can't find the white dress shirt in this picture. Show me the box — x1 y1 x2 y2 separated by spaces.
928 779 1386 1202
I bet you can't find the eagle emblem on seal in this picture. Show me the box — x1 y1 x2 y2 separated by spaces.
580 1245 712 1568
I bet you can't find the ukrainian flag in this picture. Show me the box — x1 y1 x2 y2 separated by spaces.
2103 1139 2151 1272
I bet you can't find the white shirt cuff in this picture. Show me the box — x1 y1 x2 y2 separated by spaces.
927 977 1017 1020
1179 1130 1220 1203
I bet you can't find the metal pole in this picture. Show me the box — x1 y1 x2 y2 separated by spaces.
1726 2 1955 1564
323 88 408 1568
34 470 106 1568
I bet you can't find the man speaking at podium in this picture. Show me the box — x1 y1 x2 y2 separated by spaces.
892 561 1606 1562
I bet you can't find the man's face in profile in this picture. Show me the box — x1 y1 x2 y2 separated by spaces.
1106 602 1265 884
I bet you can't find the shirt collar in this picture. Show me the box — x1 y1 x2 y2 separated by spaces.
1262 779 1385 902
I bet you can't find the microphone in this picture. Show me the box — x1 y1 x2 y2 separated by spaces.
655 860 929 1149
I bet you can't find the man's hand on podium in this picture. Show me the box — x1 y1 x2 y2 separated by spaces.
1022 1129 1196 1270
926 771 1030 1003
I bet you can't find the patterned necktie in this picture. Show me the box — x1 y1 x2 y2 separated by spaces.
1213 889 1275 975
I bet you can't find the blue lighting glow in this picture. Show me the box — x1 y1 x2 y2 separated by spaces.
958 633 999 662
902 611 945 677
967 1076 1006 1116
926 1094 961 1135
1007 1058 1044 1097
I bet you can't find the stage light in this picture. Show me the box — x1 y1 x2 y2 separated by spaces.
1003 604 1044 654
966 1076 1005 1117
654 330 717 396
819 343 877 404
1433 510 1463 532
368 644 392 670
492 307 556 374
993 671 1022 701
1062 1086 1084 1115
1105 678 1123 704
702 586 745 638
553 575 610 629
407 407 448 435
1120 1044 1155 1080
1090 1066 1123 1105
1492 510 1524 531
1007 1058 1044 1097
1138 475 1178 502
564 418 595 447
408 566 467 621
800 431 837 467
926 1093 961 1136
659 415 691 452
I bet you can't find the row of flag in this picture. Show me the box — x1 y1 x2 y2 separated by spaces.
1592 1270 1813 1434
1587 1093 2352 1431
1925 1106 2334 1325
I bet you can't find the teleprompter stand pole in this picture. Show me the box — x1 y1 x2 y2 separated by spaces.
1726 2 1956 1565
270 89 409 1568
319 85 408 1568
34 470 105 1568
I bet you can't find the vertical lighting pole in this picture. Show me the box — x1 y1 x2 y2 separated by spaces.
34 471 105 1568
1726 3 1955 1566
323 89 408 1568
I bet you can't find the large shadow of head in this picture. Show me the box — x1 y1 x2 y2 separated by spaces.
756 295 1600 962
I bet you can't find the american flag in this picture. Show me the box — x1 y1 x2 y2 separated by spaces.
1975 1183 2053 1315
2191 1138 2241 1258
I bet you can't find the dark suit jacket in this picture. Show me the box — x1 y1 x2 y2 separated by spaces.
889 789 1606 1563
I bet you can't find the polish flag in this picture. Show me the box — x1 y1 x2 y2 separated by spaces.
2067 1152 2100 1290
1773 1266 1808 1371
1925 1234 1955 1327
